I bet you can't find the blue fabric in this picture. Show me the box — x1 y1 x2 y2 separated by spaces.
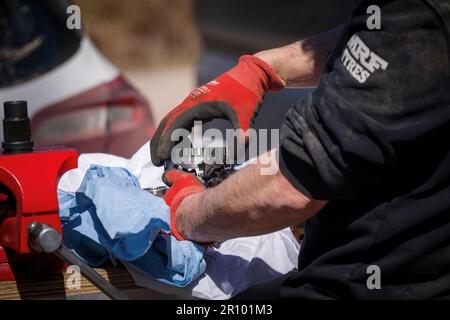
58 165 206 287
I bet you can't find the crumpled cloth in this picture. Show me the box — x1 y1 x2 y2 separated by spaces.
58 164 206 287
58 141 300 299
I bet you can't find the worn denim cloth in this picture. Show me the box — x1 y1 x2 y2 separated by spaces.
58 164 206 287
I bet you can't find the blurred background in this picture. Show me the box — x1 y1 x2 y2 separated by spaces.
78 0 201 123
0 0 355 157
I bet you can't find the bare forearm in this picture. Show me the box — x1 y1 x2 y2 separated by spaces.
255 26 344 88
175 152 328 242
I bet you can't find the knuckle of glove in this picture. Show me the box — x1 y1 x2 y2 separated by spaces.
163 171 205 206
162 172 205 242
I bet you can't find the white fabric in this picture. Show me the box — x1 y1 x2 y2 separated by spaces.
58 141 300 300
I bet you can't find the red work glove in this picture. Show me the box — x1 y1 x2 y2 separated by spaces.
150 55 285 166
162 169 205 241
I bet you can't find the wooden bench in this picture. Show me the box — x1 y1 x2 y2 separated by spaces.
0 266 179 300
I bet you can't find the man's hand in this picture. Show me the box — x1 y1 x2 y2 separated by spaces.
150 27 344 167
150 55 285 166
174 151 328 243
162 169 205 241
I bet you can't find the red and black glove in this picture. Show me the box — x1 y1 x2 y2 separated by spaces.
150 55 285 166
162 169 205 241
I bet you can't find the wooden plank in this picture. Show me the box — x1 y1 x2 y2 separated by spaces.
0 266 140 300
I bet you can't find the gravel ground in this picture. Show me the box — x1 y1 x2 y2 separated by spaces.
123 65 197 124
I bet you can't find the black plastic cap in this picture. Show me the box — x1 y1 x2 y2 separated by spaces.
2 101 33 154
4 101 29 118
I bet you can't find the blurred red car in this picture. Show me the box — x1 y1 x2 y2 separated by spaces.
0 0 155 157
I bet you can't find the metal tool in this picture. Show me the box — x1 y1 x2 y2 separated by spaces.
163 146 234 188
0 101 78 281
144 147 234 198
28 222 129 300
144 185 168 197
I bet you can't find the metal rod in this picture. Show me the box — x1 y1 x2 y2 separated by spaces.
28 222 129 300
55 244 130 300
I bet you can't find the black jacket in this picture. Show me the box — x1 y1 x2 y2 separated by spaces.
240 0 450 299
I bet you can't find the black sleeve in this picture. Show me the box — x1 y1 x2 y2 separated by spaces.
279 0 450 200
